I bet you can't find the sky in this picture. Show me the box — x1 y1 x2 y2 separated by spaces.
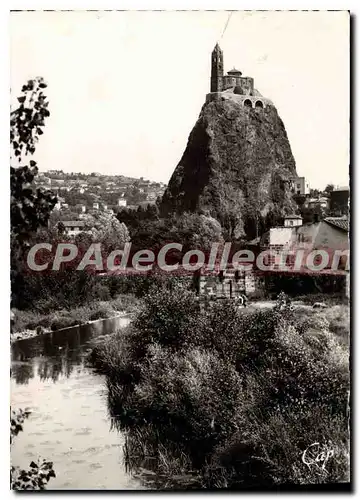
10 10 349 189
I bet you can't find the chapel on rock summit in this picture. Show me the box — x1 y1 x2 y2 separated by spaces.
207 43 272 108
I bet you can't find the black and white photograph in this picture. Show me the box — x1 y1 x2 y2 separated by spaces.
9 9 350 491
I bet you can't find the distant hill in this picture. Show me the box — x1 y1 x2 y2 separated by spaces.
35 171 167 211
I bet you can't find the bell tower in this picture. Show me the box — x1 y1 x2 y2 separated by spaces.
211 43 224 92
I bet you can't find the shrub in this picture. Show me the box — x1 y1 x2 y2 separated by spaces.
205 405 349 488
107 345 243 469
327 305 350 347
89 302 114 321
91 282 111 301
131 281 201 356
50 315 78 331
111 294 140 314
90 282 350 488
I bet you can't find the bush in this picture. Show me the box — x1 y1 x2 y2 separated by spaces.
130 346 243 467
205 405 349 488
90 282 349 488
131 280 201 356
111 294 140 314
88 302 114 321
91 282 111 301
50 315 78 331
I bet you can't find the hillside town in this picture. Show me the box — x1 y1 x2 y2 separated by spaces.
36 170 166 215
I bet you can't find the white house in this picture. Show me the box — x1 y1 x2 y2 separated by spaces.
306 197 329 210
290 176 310 195
59 220 85 237
284 215 303 228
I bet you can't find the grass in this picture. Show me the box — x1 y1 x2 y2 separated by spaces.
294 293 349 306
327 305 350 347
290 303 350 349
11 294 140 334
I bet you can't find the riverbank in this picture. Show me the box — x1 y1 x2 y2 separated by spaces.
11 294 140 343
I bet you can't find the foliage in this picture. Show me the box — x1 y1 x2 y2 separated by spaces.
10 408 56 490
129 346 242 468
264 272 347 298
11 78 56 245
12 268 98 311
168 212 223 252
131 280 201 353
11 78 57 318
324 184 334 194
91 282 350 488
300 203 327 224
82 211 130 250
12 294 139 334
117 210 223 260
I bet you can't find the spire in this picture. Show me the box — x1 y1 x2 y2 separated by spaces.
213 42 222 53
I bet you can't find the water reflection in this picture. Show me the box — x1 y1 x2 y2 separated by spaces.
10 315 143 490
11 362 34 385
11 316 129 384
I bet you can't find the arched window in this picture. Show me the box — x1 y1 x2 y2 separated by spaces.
244 99 252 108
255 100 264 108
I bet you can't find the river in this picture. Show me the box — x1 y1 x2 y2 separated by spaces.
10 316 145 490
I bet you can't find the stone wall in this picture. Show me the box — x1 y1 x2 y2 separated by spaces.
223 76 254 94
205 92 273 108
199 269 257 299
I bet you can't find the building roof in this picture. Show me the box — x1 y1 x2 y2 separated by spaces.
324 217 349 232
247 236 261 245
308 198 328 204
61 221 85 228
290 175 305 180
227 68 242 75
212 43 222 53
285 214 302 219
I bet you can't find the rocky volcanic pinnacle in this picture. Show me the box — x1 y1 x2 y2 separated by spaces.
161 98 298 239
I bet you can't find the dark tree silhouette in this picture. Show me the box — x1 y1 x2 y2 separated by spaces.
11 77 57 246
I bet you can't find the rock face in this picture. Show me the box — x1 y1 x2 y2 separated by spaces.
161 98 298 239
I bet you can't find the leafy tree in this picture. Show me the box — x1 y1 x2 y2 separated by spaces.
324 183 334 194
82 211 130 251
145 203 160 220
11 77 57 246
121 211 223 261
263 208 286 232
11 78 57 310
117 204 159 236
168 212 223 252
300 204 325 224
